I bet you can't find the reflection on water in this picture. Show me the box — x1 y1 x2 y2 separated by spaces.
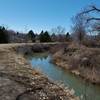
29 53 100 100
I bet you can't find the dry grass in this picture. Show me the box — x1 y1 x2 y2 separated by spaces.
52 42 100 83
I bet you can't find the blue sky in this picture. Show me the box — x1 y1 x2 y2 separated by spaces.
0 0 99 33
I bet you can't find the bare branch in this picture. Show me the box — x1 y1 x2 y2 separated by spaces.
92 5 100 12
80 5 100 15
87 17 100 22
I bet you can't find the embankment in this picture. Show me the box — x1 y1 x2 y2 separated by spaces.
52 43 100 84
0 43 78 100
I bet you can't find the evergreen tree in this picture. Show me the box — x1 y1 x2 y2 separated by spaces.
27 30 36 42
39 31 51 42
66 32 70 41
0 26 9 43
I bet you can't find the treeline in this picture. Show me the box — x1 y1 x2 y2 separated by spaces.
27 30 71 42
0 26 71 43
0 5 99 47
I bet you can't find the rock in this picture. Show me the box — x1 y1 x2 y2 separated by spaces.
69 89 75 95
72 70 80 75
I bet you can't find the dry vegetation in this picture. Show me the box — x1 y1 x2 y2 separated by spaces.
52 42 100 84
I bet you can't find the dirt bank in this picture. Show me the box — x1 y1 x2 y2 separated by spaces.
0 43 78 100
52 43 100 84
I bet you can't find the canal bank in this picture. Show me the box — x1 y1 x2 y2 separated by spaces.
0 43 78 100
52 43 100 84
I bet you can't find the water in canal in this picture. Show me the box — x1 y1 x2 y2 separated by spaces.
28 53 100 100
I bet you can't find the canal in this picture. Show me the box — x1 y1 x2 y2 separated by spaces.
28 53 100 100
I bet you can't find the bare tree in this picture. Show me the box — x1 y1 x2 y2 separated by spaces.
71 14 87 44
51 26 66 42
80 5 100 36
51 26 66 34
80 5 100 22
